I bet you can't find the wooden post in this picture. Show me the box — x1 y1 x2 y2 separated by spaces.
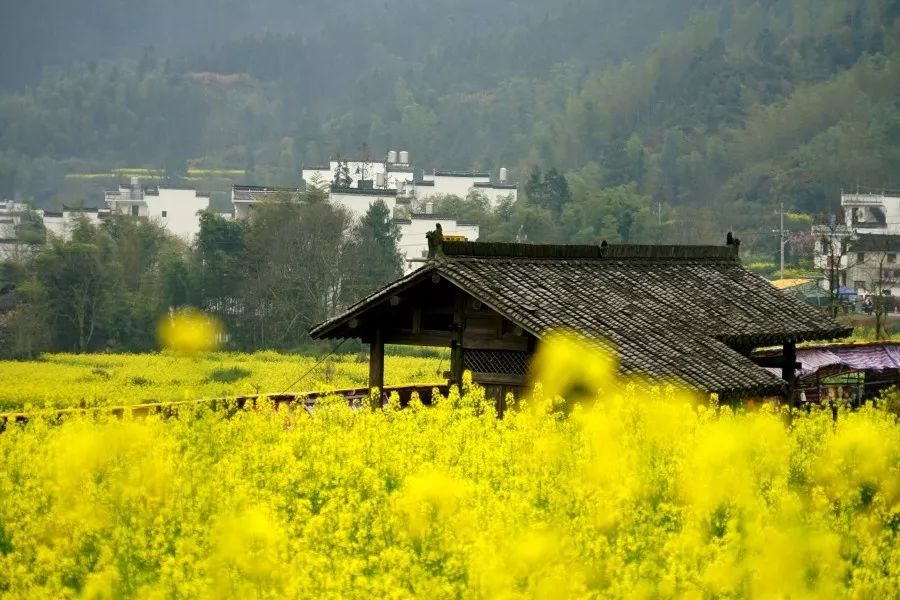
782 341 796 404
449 293 465 387
369 328 384 394
450 341 464 387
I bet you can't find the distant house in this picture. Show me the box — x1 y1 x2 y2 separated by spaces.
301 150 517 209
311 238 850 401
0 200 110 255
231 184 297 219
393 213 479 273
105 177 209 240
813 191 900 296
230 181 481 274
43 207 109 240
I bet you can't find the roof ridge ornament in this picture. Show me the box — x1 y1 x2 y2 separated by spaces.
426 223 444 259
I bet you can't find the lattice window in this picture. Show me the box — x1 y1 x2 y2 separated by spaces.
463 350 530 375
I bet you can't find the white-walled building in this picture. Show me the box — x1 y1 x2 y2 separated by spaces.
105 178 209 240
43 207 108 240
231 185 297 219
301 150 517 209
813 191 900 295
0 200 29 239
0 200 110 248
395 213 479 274
330 187 404 222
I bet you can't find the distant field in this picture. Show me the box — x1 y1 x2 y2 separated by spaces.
65 167 245 180
0 351 445 411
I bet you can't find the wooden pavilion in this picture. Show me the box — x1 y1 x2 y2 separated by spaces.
310 234 851 401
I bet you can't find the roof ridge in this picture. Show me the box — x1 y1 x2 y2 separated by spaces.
441 241 738 261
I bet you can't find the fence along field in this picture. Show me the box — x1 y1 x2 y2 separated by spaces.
0 337 897 597
0 351 445 412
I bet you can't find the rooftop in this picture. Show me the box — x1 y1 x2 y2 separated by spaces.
434 171 490 178
312 240 850 394
232 184 298 203
330 185 398 197
474 182 517 189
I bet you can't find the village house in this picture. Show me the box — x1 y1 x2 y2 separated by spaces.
0 200 112 259
105 178 210 241
231 181 481 274
311 235 850 403
813 190 900 297
300 150 517 208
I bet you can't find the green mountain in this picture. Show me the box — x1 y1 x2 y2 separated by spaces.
0 0 898 253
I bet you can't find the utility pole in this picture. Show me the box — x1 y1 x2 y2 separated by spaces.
773 199 789 280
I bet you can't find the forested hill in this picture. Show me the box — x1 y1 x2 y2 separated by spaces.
1 0 898 248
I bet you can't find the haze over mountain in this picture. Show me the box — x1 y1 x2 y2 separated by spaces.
0 0 898 247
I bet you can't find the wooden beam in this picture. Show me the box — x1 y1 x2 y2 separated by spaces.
369 328 384 394
390 295 401 307
469 372 526 386
382 331 452 346
461 332 530 351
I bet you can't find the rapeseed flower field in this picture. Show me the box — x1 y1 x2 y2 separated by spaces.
0 339 898 598
0 337 898 597
0 350 444 412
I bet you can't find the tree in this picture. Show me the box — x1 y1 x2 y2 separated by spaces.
341 200 404 304
525 166 572 217
14 207 46 245
34 240 111 352
332 157 352 189
239 195 351 348
196 210 246 303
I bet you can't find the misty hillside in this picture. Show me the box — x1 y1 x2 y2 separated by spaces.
0 0 898 248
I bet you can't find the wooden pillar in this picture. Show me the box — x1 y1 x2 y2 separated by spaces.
369 328 384 393
450 341 464 387
449 293 465 387
782 341 796 403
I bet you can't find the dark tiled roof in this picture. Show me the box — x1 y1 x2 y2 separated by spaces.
407 212 480 222
473 182 518 189
416 181 435 186
434 171 490 178
311 241 851 394
232 185 298 203
848 234 900 252
330 185 397 197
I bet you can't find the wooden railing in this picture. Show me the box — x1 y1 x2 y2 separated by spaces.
0 382 449 432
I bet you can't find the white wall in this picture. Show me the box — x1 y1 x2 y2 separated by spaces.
425 174 484 199
301 168 332 187
146 187 209 241
398 216 479 273
843 193 900 234
43 210 104 241
330 190 397 222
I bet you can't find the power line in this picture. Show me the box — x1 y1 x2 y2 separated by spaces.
279 338 349 394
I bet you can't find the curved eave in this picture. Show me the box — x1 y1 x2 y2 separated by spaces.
309 266 441 339
717 327 853 348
